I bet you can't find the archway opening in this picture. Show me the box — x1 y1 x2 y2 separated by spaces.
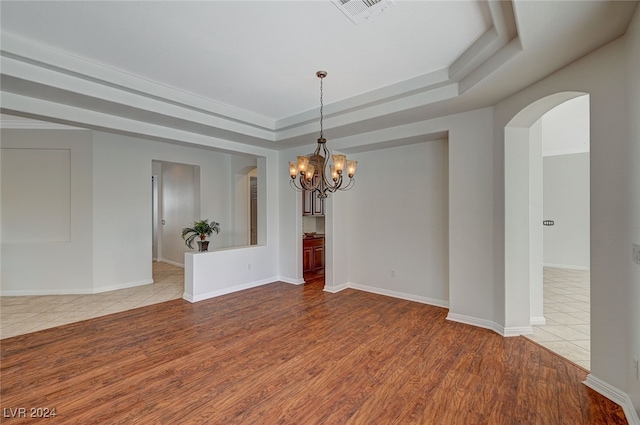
505 92 591 369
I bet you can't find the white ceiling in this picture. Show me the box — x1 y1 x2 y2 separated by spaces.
0 1 638 150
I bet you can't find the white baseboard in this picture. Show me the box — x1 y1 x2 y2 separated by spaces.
183 277 276 303
323 282 349 293
348 282 449 308
93 279 154 294
156 258 185 268
583 374 640 425
502 325 534 337
278 276 305 285
0 279 154 296
447 312 503 335
543 263 590 271
0 288 97 296
530 316 547 326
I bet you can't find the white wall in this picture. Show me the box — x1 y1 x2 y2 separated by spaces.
495 33 633 409
1 128 275 295
1 129 94 294
625 4 640 417
92 131 235 289
543 153 590 269
447 109 497 329
530 120 544 324
278 144 308 285
542 96 590 157
278 108 497 327
159 161 200 265
345 140 449 306
230 156 258 247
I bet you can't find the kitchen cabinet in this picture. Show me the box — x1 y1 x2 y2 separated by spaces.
303 236 324 276
303 190 324 216
302 154 325 216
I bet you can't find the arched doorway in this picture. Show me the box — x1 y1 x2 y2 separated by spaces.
504 91 590 344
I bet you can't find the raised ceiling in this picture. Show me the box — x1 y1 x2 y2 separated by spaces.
0 1 638 150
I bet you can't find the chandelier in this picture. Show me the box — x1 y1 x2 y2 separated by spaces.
289 71 357 199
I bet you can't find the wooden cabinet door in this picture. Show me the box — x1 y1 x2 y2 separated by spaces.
312 195 324 216
302 190 313 215
312 245 324 273
303 246 313 273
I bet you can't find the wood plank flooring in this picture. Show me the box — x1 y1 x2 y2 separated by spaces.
0 280 627 424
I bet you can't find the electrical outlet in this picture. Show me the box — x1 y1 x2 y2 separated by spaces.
634 356 639 380
247 264 252 271
390 269 395 278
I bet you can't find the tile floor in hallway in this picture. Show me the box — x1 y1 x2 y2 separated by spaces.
0 262 184 340
525 267 591 370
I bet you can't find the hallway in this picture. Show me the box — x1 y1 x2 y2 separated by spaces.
0 262 183 340
525 267 591 370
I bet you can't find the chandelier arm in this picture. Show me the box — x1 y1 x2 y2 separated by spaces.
300 175 320 192
338 177 356 191
290 179 303 192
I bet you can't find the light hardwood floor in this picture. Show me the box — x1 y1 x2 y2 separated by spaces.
0 274 625 424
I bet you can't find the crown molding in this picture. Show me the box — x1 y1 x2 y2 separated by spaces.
0 0 519 147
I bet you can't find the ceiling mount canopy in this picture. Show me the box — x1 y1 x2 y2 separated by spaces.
289 71 358 199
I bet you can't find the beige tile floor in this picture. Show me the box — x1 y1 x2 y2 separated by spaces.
0 262 184 340
525 267 591 370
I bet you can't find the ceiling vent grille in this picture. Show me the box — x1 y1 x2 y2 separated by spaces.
332 0 395 24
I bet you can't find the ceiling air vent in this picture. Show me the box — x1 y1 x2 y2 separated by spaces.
332 0 395 24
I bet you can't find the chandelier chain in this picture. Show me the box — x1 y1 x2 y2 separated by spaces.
288 70 357 198
319 77 324 139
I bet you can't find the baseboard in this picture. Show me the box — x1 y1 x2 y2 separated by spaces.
156 258 185 268
530 316 547 326
93 279 154 294
502 325 534 337
278 276 305 285
543 263 590 271
0 279 154 296
323 283 349 293
583 374 640 425
184 277 277 303
348 283 449 309
446 312 503 335
0 288 96 296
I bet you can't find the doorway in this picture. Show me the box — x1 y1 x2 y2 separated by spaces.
250 174 258 245
151 160 201 267
505 92 591 368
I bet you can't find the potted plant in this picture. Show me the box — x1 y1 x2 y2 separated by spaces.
181 219 221 252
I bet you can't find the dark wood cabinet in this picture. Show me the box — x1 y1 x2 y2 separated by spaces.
302 190 324 216
302 154 325 216
303 236 324 277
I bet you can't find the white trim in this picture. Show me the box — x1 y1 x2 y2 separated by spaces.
278 276 305 285
157 258 185 268
0 279 154 296
502 326 534 337
583 374 640 425
542 146 589 157
530 316 547 326
323 283 349 293
0 117 82 130
543 263 590 271
446 312 503 335
348 282 450 308
183 277 276 303
93 279 155 294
